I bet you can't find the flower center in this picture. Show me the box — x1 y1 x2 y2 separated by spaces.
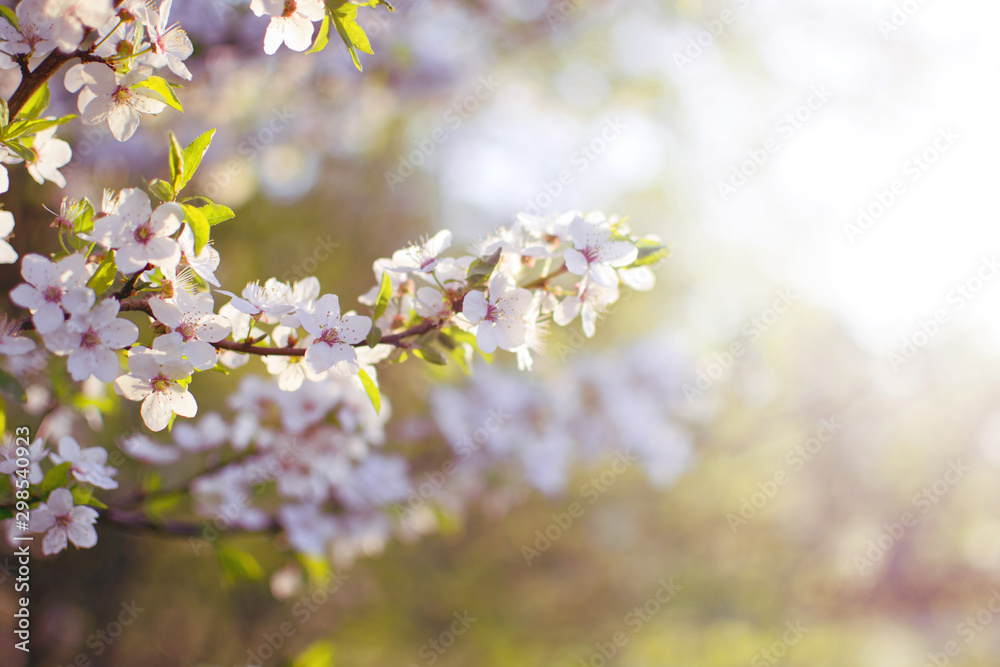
581 247 599 263
81 329 101 349
151 373 171 393
485 303 499 322
283 1 298 17
177 321 196 341
319 328 340 345
113 85 132 105
134 224 153 244
43 285 62 303
55 513 72 529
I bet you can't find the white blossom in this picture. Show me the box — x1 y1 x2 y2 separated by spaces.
251 0 326 55
92 190 182 273
563 216 638 288
71 64 167 142
461 274 532 354
298 294 371 375
114 341 197 431
32 488 99 555
10 253 93 334
49 435 118 489
0 437 47 484
43 298 138 381
0 211 14 264
149 291 231 370
26 126 72 187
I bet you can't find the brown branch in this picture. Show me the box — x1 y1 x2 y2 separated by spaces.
211 319 442 357
100 508 280 537
8 49 108 118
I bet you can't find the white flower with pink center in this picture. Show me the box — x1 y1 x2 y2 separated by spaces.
0 211 15 264
114 341 197 432
298 294 371 375
69 63 167 142
149 290 231 371
144 0 193 80
220 278 295 323
42 298 138 381
389 229 453 275
563 217 638 288
251 0 326 55
553 281 620 338
10 253 93 334
26 126 72 188
31 488 99 556
461 274 532 354
49 436 118 489
92 188 182 273
0 0 59 66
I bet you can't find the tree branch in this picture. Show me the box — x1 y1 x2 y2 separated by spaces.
100 508 280 537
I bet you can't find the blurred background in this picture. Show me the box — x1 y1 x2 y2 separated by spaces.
4 0 1000 664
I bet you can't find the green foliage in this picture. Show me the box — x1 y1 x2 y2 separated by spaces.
632 238 671 267
16 83 50 121
182 204 210 254
135 76 184 111
413 346 447 365
466 248 503 290
72 485 108 509
39 462 72 497
293 641 336 667
0 369 26 404
0 6 19 30
311 1 394 70
372 271 393 321
87 252 118 294
357 368 381 413
217 546 264 585
175 129 215 193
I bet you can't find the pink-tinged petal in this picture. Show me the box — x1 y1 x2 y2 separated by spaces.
193 315 231 342
297 309 322 337
338 315 371 344
148 296 182 328
66 347 100 380
32 508 56 533
462 291 488 324
588 263 618 288
9 283 41 309
297 0 327 21
99 318 139 349
126 351 160 380
313 294 341 320
56 254 88 285
66 513 98 547
130 90 167 115
46 488 74 514
502 287 532 313
599 240 638 266
107 104 140 142
493 319 525 350
20 253 55 287
304 342 335 374
43 527 68 555
161 358 194 380
476 324 498 354
282 14 315 52
164 385 197 418
184 340 217 371
62 287 95 314
150 202 183 235
262 19 285 55
116 188 152 222
141 392 172 431
115 374 152 401
115 244 150 273
33 302 66 334
42 326 81 355
142 236 180 268
553 296 582 326
563 248 588 276
90 347 122 382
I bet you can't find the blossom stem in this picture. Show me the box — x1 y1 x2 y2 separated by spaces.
520 262 568 290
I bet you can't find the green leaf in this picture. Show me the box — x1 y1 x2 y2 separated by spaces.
148 178 175 202
2 139 34 163
292 641 336 667
182 204 210 254
168 131 184 192
218 546 263 584
0 396 6 435
413 346 447 365
366 325 382 348
72 198 95 235
466 248 502 289
372 271 392 322
331 4 373 70
0 369 26 404
135 76 183 112
71 486 107 509
446 327 492 362
0 6 19 30
306 11 331 54
357 368 380 413
200 203 234 226
176 129 215 193
39 462 72 496
16 83 49 121
0 99 8 128
631 238 671 267
0 506 15 520
87 251 118 294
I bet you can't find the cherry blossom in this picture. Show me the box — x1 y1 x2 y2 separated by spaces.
10 253 94 334
220 278 295 323
49 435 119 489
0 0 59 67
145 0 193 80
298 294 371 375
25 126 72 187
0 437 47 484
553 281 620 338
119 433 179 465
0 211 17 264
92 189 182 273
251 0 326 55
389 230 453 275
32 488 100 555
461 274 532 353
43 298 139 381
0 317 36 356
176 224 221 287
45 0 115 52
264 325 323 391
71 64 167 142
114 342 198 431
563 216 638 288
149 291 231 370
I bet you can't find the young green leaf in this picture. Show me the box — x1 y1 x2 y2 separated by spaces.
39 462 72 496
2 139 34 163
148 178 175 202
366 325 382 348
292 641 336 667
136 77 184 112
87 252 118 295
182 204 211 254
413 346 447 365
306 11 331 53
372 271 392 321
71 486 108 509
0 6 19 30
357 368 381 413
331 3 374 70
176 128 215 192
168 131 184 192
200 202 235 226
631 239 671 267
16 83 50 121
